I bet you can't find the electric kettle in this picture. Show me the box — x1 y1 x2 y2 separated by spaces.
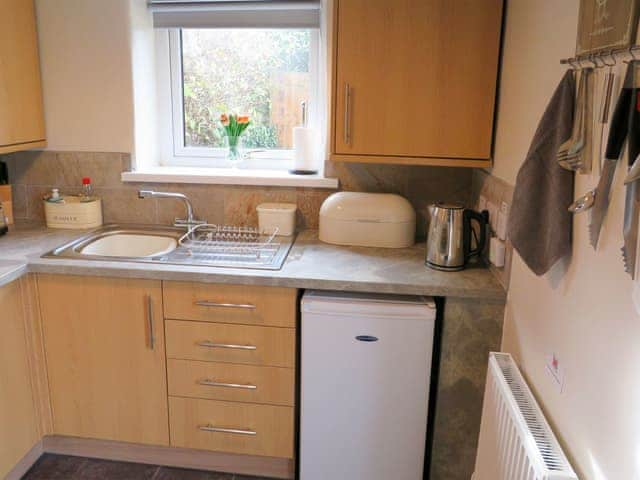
425 203 488 271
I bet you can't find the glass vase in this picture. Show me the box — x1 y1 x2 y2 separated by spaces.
224 135 244 167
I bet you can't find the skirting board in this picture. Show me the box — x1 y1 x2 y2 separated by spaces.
5 440 43 480
42 436 295 479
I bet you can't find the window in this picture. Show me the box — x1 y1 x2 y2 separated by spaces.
132 0 336 186
168 28 319 169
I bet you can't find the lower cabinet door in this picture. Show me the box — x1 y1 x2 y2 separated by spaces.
169 396 294 458
38 274 169 446
0 280 39 478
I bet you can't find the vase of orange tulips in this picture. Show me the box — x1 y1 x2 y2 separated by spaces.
220 114 250 166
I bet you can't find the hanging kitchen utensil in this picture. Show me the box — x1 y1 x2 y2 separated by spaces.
590 159 618 247
595 60 616 175
589 61 635 249
621 60 640 278
579 66 594 174
600 63 616 125
568 190 596 213
559 68 593 171
624 155 640 184
557 69 586 165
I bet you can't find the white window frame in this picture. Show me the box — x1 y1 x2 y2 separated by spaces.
167 28 320 170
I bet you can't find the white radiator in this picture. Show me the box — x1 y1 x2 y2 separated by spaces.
473 353 578 480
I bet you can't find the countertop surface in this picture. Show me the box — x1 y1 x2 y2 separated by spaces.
0 222 506 300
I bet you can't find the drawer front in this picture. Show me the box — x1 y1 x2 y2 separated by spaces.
168 359 295 406
169 397 294 458
166 320 296 368
163 282 297 328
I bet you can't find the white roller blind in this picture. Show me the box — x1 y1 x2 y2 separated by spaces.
148 0 321 29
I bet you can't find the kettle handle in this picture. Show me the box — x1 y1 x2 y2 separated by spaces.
463 209 489 260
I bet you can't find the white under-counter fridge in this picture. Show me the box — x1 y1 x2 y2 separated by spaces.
300 291 437 480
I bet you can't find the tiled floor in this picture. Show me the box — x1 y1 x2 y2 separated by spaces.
22 454 273 480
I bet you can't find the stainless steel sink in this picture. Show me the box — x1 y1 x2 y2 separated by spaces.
79 232 178 258
43 224 295 270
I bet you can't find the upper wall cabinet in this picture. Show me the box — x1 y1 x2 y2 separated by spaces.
0 0 46 154
331 0 503 167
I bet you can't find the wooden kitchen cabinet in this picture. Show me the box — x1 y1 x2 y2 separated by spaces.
0 0 46 154
164 282 297 328
163 282 297 460
0 279 40 478
169 397 295 458
37 275 169 446
168 359 295 406
331 0 503 167
165 320 296 368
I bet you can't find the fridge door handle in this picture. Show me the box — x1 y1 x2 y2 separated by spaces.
355 335 379 342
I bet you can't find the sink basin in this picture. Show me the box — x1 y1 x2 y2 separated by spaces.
79 233 177 258
44 225 185 261
43 224 295 270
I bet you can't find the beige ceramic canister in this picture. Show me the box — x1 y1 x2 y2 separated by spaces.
44 190 103 229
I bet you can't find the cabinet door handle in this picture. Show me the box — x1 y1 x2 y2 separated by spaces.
147 295 155 350
196 340 257 351
198 424 256 436
344 83 352 145
195 300 256 310
198 378 257 390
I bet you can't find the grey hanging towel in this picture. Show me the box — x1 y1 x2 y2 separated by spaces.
508 70 575 276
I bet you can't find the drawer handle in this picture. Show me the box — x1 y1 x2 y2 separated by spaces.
197 340 257 351
198 424 257 436
195 300 256 310
198 378 257 390
146 295 155 350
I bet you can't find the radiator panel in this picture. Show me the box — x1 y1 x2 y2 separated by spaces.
473 353 578 480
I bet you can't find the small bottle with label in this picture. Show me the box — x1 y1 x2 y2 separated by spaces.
46 188 63 203
81 177 93 202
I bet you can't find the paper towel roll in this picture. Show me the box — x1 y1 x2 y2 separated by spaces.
292 126 318 174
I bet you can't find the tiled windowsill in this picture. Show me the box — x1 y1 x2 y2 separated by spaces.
121 167 339 189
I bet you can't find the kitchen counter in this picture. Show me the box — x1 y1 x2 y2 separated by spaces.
0 222 506 480
0 222 505 300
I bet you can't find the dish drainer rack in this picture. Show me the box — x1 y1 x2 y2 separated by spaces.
166 224 292 269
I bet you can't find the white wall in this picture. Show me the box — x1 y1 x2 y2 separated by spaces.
128 0 159 168
35 0 134 152
494 1 640 478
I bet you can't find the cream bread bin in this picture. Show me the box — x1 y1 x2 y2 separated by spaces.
319 192 416 248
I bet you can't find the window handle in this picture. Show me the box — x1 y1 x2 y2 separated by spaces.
344 83 352 145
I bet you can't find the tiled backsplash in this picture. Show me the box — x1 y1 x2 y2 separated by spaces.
471 169 515 289
2 150 474 237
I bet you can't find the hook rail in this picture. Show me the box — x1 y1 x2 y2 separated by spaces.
560 45 640 68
